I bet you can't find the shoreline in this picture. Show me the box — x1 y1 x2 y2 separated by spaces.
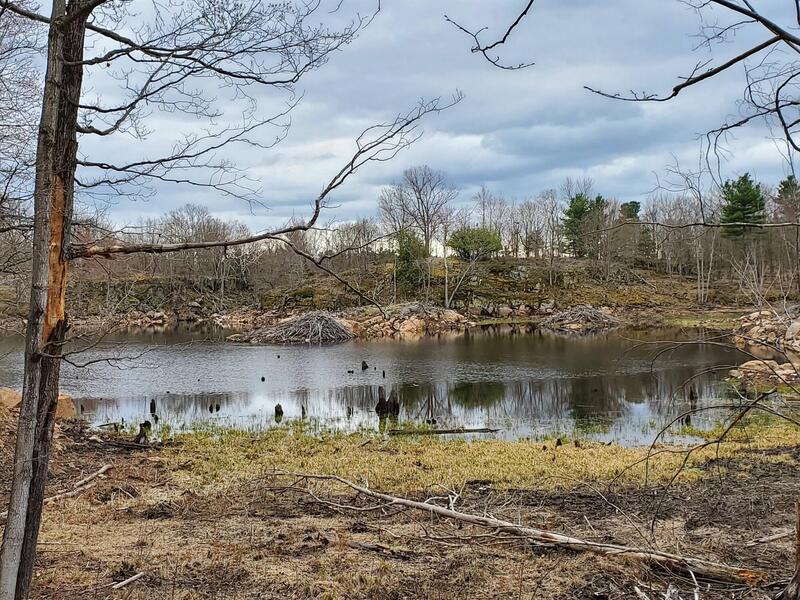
1 410 798 599
0 302 751 342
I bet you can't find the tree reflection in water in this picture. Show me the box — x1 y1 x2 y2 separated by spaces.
0 326 745 445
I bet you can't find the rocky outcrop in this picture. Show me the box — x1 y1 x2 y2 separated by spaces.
344 304 470 339
122 310 174 328
728 310 800 388
733 310 789 354
227 304 471 342
468 299 554 319
731 308 800 364
729 359 800 388
784 318 800 362
119 302 279 331
211 308 279 330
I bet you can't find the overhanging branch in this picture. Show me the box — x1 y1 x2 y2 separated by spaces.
67 95 462 261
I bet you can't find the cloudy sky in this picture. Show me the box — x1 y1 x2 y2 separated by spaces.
76 0 795 229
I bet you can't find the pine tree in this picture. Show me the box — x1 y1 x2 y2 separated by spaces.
637 225 657 266
616 201 642 264
563 193 590 257
395 231 428 285
619 201 640 220
563 194 606 257
777 174 800 222
720 173 766 238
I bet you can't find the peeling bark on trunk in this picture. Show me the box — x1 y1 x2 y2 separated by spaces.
777 502 800 600
0 1 85 598
14 320 68 599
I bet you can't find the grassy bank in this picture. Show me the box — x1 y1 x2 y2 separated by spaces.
169 418 800 493
3 407 800 599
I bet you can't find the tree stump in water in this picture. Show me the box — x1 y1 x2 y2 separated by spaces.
376 387 400 418
133 421 151 445
387 390 400 417
375 386 388 416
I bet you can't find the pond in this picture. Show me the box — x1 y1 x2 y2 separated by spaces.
0 325 747 445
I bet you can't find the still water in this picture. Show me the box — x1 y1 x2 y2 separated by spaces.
0 326 746 444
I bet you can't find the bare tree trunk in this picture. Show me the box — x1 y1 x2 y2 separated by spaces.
219 251 226 310
424 257 431 304
443 252 449 308
777 502 800 600
0 3 84 598
695 237 708 304
795 226 800 296
704 231 716 304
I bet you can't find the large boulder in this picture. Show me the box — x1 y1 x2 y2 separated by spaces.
785 318 800 364
440 309 465 324
398 316 426 335
496 306 513 319
343 303 470 339
729 359 800 388
734 310 790 357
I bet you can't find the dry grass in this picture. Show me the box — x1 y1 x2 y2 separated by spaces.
166 419 800 494
3 415 799 599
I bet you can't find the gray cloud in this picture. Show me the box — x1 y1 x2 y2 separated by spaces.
74 0 794 230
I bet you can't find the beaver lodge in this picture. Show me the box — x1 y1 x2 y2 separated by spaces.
539 305 624 334
230 310 355 345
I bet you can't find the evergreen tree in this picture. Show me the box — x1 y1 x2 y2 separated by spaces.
720 173 766 238
637 225 657 266
563 193 605 257
619 201 640 220
777 174 800 222
615 201 642 264
563 193 590 256
395 231 428 285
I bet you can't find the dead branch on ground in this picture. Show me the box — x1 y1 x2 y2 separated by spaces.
0 464 112 520
268 472 766 585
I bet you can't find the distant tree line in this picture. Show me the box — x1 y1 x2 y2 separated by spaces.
371 165 799 306
1 164 798 310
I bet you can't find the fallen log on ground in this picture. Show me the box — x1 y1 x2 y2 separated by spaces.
88 434 159 450
69 464 113 488
0 464 112 520
347 541 414 560
388 427 500 435
277 472 765 585
111 572 144 590
745 529 793 547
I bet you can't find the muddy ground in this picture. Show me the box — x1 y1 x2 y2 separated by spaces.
1 408 798 600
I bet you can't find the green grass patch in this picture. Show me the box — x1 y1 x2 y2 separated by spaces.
159 416 800 495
